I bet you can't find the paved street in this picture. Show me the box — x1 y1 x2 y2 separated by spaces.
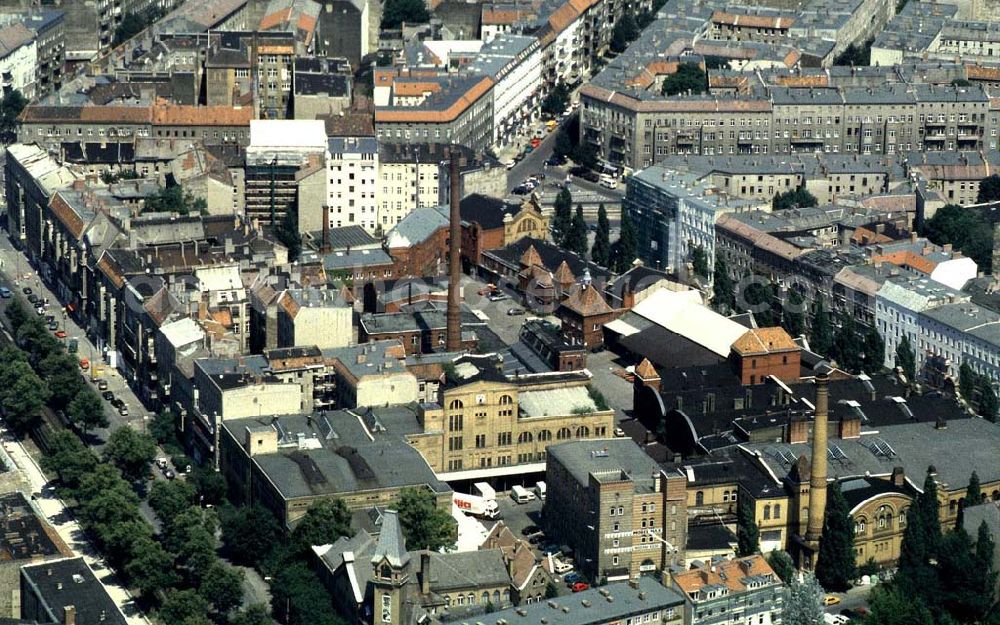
0 425 148 625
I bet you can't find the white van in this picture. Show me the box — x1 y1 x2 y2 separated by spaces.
511 485 536 504
599 174 618 190
535 481 547 500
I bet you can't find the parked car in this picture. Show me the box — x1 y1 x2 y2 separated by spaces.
102 391 114 401
54 330 67 339
613 427 626 437
511 185 531 195
477 284 497 296
823 595 842 606
545 155 567 166
97 379 108 391
45 314 55 323
27 294 38 304
22 287 32 295
528 535 544 545
110 398 124 409
507 308 525 316
571 582 590 593
0 287 12 298
117 404 129 416
530 137 541 148
47 321 58 331
78 358 89 370
563 572 583 584
488 292 509 302
164 469 175 480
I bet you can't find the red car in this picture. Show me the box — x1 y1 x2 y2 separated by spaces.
571 582 590 593
54 330 67 339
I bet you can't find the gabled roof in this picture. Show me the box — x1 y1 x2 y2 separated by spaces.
552 260 574 284
520 244 542 268
731 327 798 356
559 284 613 317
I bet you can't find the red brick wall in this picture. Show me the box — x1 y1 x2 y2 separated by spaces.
390 226 449 277
735 350 800 385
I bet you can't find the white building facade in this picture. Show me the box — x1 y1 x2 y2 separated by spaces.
874 276 969 371
328 136 379 232
472 35 542 149
0 24 37 98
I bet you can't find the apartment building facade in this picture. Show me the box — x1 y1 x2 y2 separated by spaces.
544 439 688 583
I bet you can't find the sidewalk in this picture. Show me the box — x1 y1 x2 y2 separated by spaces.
0 426 150 625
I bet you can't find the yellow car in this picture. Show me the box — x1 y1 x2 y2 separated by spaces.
823 595 842 606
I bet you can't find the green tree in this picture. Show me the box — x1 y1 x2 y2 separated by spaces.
125 539 179 598
190 466 228 505
221 505 283 567
896 467 942 607
833 314 861 373
833 40 872 66
862 325 885 372
661 63 707 96
397 487 458 551
979 174 1000 203
0 89 27 144
38 352 85 411
0 360 50 433
815 482 856 592
67 390 108 433
978 377 998 422
113 12 146 45
292 499 352 552
966 471 985 507
959 362 977 400
271 561 342 625
782 288 805 337
232 604 275 625
553 128 573 159
712 257 736 313
766 549 796 583
160 589 210 624
200 562 245 615
742 277 777 326
691 244 709 278
809 296 834 358
773 187 819 210
736 494 758 557
895 335 917 381
552 188 573 244
939 526 995 622
149 410 177 445
922 203 993 272
102 427 157 482
149 480 198 523
173 513 219 582
541 83 570 118
975 520 999 612
565 204 588 256
101 518 154 569
610 9 640 52
571 141 599 171
41 430 97 491
610 209 638 273
865 586 934 625
591 203 611 267
785 571 824 625
381 0 430 28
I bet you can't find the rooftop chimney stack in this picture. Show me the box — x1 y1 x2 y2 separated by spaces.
446 145 462 352
322 205 331 254
805 371 830 561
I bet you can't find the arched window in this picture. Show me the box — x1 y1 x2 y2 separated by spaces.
899 508 908 526
482 592 489 604
499 394 513 405
445 596 451 607
557 427 571 439
575 425 590 437
467 594 474 605
855 518 867 535
773 503 781 519
493 590 500 605
695 491 704 506
722 491 730 502
538 430 552 441
518 431 533 443
764 504 771 520
449 399 464 410
457 595 464 606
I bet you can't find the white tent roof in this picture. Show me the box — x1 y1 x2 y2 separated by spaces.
628 288 747 357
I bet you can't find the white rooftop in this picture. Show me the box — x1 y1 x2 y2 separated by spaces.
159 317 205 348
195 265 243 291
249 119 328 149
621 288 748 357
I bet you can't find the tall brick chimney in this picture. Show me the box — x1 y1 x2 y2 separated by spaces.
805 371 830 557
446 145 462 352
322 205 331 253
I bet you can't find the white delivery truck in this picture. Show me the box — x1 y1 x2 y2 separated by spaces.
453 491 500 519
535 481 547 500
474 482 496 501
511 484 536 504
